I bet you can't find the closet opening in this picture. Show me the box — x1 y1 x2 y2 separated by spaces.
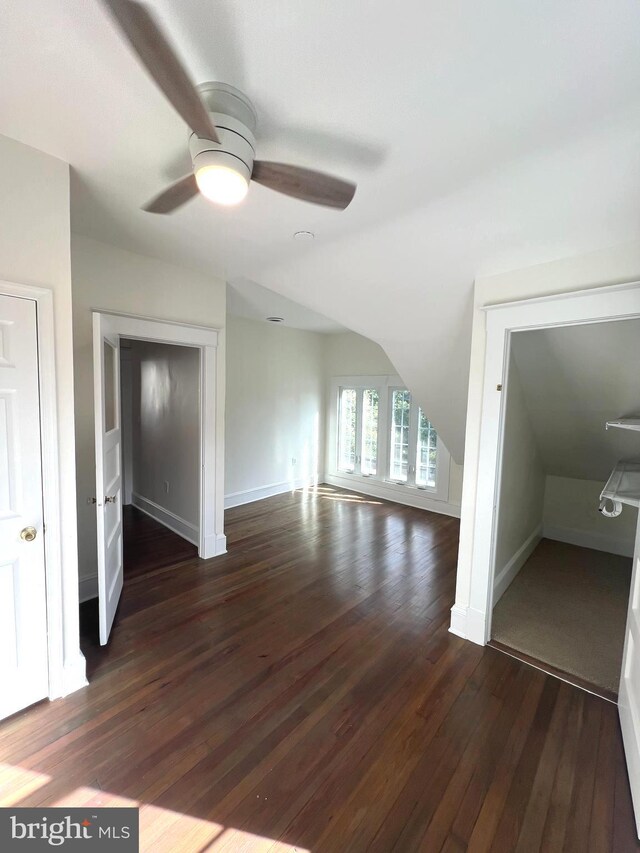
488 317 640 700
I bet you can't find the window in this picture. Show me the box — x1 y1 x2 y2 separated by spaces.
331 376 449 502
361 390 379 475
338 388 356 472
337 386 380 476
416 408 437 487
389 389 410 481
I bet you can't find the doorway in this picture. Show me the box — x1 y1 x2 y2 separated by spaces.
464 281 640 834
120 338 200 578
488 319 639 699
91 311 223 646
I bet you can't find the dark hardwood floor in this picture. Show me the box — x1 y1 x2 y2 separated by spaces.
1 486 638 851
123 504 198 578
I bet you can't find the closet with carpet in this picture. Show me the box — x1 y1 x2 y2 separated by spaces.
488 317 640 699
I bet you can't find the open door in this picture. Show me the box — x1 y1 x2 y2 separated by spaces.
619 509 640 837
92 313 123 645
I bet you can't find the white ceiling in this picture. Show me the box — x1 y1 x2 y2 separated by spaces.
227 279 344 333
0 0 639 461
512 319 640 482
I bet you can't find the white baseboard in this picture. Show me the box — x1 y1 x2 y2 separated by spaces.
493 525 542 605
57 654 88 699
543 524 634 558
448 604 487 645
201 532 227 559
132 492 199 546
79 575 98 603
324 474 461 518
224 477 318 510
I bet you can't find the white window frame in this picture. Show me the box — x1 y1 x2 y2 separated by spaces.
387 388 441 489
328 374 450 504
336 380 384 478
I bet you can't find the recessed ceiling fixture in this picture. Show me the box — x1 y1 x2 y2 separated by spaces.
101 0 357 213
266 316 284 323
293 230 315 241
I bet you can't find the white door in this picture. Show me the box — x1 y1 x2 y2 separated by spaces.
619 510 640 836
0 294 48 719
93 313 123 645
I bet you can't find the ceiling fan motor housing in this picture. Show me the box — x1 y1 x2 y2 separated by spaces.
190 82 257 182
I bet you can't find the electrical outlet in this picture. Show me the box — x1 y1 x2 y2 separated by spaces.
164 480 170 494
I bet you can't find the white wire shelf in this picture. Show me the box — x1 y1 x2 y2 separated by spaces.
606 418 640 432
600 460 640 509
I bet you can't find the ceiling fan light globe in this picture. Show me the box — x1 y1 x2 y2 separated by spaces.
195 164 249 206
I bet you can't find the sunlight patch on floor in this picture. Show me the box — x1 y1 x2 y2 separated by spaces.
0 763 52 805
42 784 309 852
318 494 383 504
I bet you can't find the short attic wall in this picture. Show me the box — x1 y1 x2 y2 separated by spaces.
493 357 546 604
543 475 637 558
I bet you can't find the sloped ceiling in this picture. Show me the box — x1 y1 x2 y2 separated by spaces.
227 279 344 333
0 1 639 461
512 319 640 482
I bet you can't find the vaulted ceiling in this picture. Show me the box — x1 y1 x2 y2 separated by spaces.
1 0 639 461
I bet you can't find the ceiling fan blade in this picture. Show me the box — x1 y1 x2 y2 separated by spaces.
102 0 220 143
143 174 199 214
251 161 356 210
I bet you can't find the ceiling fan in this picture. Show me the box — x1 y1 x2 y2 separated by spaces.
101 0 357 213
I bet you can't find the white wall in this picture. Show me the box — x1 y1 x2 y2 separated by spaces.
71 235 226 590
128 340 200 542
323 330 401 377
493 356 545 602
225 315 324 506
454 240 640 626
544 475 638 558
0 133 84 692
323 331 464 510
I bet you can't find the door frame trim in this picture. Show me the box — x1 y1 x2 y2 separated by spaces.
92 310 225 561
0 279 86 702
456 279 640 646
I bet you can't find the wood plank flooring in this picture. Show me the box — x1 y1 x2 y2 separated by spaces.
0 485 638 852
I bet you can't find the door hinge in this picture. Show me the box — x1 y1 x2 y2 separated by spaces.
497 384 503 391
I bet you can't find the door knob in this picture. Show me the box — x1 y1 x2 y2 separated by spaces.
20 526 37 542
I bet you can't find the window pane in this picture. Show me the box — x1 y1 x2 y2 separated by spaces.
389 389 410 481
103 340 117 432
361 390 379 475
416 407 438 487
338 388 356 472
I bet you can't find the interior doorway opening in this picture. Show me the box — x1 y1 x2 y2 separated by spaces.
120 338 201 577
89 311 222 648
488 318 640 700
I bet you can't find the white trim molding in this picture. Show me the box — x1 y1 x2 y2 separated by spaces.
493 525 542 605
225 476 319 510
79 575 98 603
0 280 87 702
91 311 223 562
324 473 461 517
448 605 487 644
453 280 640 645
543 524 635 559
132 493 199 546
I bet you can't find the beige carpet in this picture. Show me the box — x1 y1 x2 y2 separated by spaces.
492 539 632 694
